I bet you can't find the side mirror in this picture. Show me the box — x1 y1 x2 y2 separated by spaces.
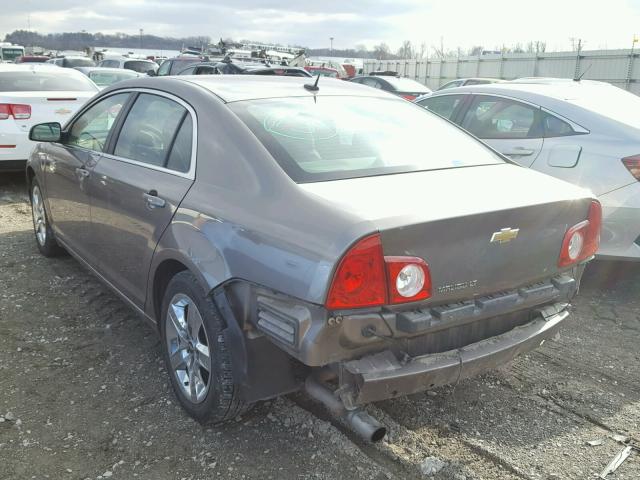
29 122 62 142
146 69 156 76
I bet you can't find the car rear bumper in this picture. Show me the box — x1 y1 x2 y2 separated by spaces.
0 128 34 163
0 159 27 171
338 303 569 406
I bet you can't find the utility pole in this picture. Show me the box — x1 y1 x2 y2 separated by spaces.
139 29 143 50
330 37 334 55
626 34 638 91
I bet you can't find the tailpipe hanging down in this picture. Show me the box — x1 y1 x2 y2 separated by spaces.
304 377 387 443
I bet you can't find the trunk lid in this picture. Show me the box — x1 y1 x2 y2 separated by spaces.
300 164 593 303
1 91 94 128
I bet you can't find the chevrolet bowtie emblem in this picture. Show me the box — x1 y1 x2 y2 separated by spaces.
490 227 520 244
55 108 72 115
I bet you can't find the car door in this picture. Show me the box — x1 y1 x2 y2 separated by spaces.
528 111 589 184
416 94 468 122
43 92 130 264
88 91 196 308
460 95 544 167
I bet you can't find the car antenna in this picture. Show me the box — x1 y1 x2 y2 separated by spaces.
304 74 320 92
574 63 592 81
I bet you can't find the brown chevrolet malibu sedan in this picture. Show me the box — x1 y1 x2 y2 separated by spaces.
26 75 600 441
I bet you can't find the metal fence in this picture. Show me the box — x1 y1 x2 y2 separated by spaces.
363 49 640 94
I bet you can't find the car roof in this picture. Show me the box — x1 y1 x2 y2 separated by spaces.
175 75 393 102
429 79 614 101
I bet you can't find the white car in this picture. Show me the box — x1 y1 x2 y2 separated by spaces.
415 79 640 261
96 56 158 75
0 64 99 171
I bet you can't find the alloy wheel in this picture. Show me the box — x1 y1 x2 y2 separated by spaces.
165 293 212 404
31 184 47 246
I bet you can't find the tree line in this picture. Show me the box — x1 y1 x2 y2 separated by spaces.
3 29 549 60
4 30 212 52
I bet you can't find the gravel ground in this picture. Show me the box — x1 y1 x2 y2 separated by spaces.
1 171 639 480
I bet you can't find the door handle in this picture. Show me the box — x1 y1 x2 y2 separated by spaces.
502 147 535 156
75 167 90 179
144 190 166 209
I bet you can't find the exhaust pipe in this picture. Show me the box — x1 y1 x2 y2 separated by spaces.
304 377 387 443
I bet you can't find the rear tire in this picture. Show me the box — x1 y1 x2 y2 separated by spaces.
30 180 64 257
160 271 249 424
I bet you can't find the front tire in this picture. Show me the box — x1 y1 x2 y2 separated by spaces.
30 180 64 257
160 271 248 424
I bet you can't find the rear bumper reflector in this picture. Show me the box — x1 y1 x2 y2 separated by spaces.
0 145 16 148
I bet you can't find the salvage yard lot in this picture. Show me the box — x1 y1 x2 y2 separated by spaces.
0 171 639 480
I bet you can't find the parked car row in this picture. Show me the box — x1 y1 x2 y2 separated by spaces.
0 59 633 442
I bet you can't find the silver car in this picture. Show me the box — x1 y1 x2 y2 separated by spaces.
26 76 599 442
415 79 640 261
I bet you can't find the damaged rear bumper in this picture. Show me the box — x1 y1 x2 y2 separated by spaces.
338 303 569 406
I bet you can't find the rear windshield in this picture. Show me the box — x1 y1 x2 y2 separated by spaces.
230 96 503 183
124 60 156 73
382 76 430 92
0 70 98 92
65 58 96 68
565 84 640 130
89 70 138 86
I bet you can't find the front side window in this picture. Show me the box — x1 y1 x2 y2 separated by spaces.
230 96 503 183
178 66 195 75
157 60 171 76
440 80 463 90
124 60 156 73
64 58 96 68
114 93 187 168
100 60 119 68
67 93 129 151
417 95 464 120
360 77 381 88
462 96 541 139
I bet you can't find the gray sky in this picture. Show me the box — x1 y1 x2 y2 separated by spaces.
3 0 640 51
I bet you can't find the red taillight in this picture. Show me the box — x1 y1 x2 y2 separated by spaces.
325 234 432 310
558 200 602 267
0 104 31 120
622 155 640 181
401 94 416 101
326 234 387 309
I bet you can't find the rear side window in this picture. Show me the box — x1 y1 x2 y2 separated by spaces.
114 93 187 169
543 113 575 137
230 96 503 183
0 70 97 92
462 96 541 139
417 95 464 120
166 115 193 173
